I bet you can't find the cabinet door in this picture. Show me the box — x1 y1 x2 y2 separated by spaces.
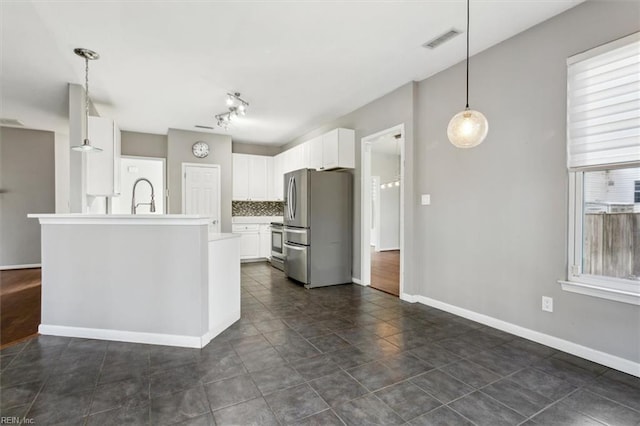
307 136 323 170
265 156 275 200
86 116 120 196
238 232 260 259
322 129 339 170
232 154 250 200
337 128 355 169
259 225 271 258
272 154 284 201
290 144 305 172
248 155 268 200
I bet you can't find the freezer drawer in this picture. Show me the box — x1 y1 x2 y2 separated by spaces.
284 242 309 284
284 226 309 245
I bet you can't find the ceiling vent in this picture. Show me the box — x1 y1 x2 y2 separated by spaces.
194 125 214 130
0 118 24 126
422 29 462 49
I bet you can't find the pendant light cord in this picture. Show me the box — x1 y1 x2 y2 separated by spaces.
466 0 470 109
84 56 89 142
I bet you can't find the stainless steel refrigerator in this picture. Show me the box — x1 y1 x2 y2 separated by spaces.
283 168 352 288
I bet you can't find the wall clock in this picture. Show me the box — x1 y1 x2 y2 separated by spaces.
192 141 210 158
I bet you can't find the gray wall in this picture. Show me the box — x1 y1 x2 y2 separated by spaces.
167 129 233 232
284 82 416 289
0 127 55 266
415 1 640 362
121 131 168 158
232 142 279 156
372 152 400 183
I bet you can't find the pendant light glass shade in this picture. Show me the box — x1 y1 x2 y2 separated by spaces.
447 108 488 148
448 0 488 149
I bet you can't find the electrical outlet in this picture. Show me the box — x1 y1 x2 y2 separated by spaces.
542 296 553 312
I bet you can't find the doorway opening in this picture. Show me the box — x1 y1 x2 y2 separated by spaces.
182 163 221 233
361 124 404 297
111 156 166 214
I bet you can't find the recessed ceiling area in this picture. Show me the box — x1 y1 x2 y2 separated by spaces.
0 0 583 145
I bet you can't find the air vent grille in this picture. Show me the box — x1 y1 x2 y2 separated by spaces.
0 118 24 126
422 29 462 49
195 125 214 130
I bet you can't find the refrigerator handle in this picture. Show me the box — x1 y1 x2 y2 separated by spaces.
291 177 297 220
287 177 294 220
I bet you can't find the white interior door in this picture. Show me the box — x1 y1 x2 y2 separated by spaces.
183 164 221 233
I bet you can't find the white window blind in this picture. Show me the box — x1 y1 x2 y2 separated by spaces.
567 32 640 170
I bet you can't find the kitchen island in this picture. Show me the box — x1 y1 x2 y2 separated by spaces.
28 214 240 348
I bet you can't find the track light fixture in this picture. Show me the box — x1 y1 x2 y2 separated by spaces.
226 92 249 112
215 92 249 128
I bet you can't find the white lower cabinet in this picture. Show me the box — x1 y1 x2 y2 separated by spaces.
259 224 271 259
232 224 260 259
233 223 272 260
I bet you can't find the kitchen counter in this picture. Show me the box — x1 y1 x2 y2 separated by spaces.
232 215 283 224
28 214 241 348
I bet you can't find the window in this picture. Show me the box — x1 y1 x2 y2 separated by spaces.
562 32 640 305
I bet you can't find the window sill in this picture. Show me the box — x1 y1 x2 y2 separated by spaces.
559 279 640 305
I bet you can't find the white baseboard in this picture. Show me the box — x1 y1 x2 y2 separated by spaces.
39 324 203 348
202 310 241 347
352 277 365 286
378 247 400 252
240 258 268 264
414 295 640 378
400 293 418 303
0 263 41 270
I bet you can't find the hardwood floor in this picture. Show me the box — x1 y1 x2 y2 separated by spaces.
0 268 41 348
370 248 400 296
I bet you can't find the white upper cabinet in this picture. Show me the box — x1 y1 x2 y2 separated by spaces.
307 136 323 170
272 153 284 201
86 116 121 196
233 154 268 201
232 154 250 200
303 128 355 171
287 144 306 173
321 128 355 170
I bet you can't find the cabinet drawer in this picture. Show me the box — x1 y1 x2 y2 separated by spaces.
232 224 260 232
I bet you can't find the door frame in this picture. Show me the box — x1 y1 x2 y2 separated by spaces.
122 155 167 214
361 123 405 297
181 163 221 232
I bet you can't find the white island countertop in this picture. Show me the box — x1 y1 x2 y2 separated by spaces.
28 213 214 226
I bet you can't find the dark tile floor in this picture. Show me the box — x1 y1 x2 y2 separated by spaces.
1 262 639 425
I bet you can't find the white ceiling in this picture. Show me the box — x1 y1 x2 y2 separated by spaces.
1 0 583 146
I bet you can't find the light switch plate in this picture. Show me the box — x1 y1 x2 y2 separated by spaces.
421 194 431 205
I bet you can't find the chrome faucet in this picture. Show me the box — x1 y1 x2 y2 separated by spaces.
131 178 156 214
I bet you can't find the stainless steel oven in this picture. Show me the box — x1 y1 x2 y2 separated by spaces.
270 222 285 271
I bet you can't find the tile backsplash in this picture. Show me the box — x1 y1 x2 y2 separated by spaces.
232 201 284 217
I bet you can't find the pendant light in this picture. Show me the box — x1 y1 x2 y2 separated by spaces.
71 48 102 152
447 0 488 149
